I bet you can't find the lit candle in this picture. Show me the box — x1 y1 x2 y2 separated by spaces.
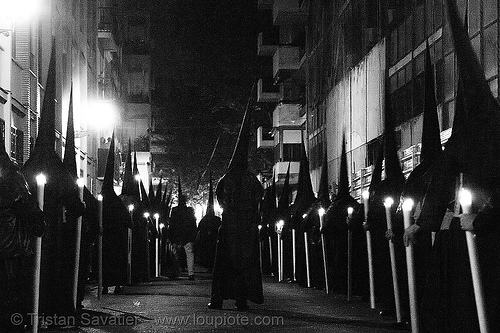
402 198 414 229
384 197 394 228
36 173 47 210
460 188 472 214
402 197 419 332
318 207 325 228
73 178 85 308
97 194 103 301
362 190 369 221
347 206 354 219
33 173 46 333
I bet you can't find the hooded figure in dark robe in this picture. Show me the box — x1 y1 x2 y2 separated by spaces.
365 107 406 318
62 86 99 309
276 163 292 281
301 150 330 290
0 135 44 332
397 42 442 317
209 104 264 311
324 134 368 296
196 171 221 270
259 171 277 276
290 142 318 288
417 2 500 331
101 133 133 293
21 43 85 316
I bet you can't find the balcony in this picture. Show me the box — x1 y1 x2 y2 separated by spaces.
257 30 279 56
98 6 118 51
273 161 300 185
273 103 303 128
257 126 274 149
273 0 307 25
257 77 280 103
273 45 300 82
258 0 274 10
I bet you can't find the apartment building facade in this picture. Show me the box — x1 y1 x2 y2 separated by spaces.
257 0 499 199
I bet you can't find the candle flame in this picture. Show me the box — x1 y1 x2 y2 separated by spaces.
347 207 354 215
154 213 160 219
384 197 394 208
77 178 85 188
128 204 134 212
402 198 414 212
36 173 46 185
97 194 103 201
459 188 472 207
318 207 325 216
362 190 370 200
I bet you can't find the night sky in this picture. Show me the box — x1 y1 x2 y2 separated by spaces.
150 0 273 202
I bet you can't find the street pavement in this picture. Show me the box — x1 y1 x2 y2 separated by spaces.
38 270 408 333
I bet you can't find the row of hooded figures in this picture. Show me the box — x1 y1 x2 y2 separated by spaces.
1 1 500 332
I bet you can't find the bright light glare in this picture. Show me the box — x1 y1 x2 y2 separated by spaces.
36 173 46 185
153 213 160 220
258 225 262 230
77 178 85 188
276 220 284 231
384 197 394 208
128 204 134 212
97 194 103 201
302 213 307 219
195 204 203 224
318 207 325 216
460 189 472 208
134 174 141 182
347 207 354 215
87 101 118 130
402 198 414 212
362 190 369 200
1 0 42 20
143 212 150 218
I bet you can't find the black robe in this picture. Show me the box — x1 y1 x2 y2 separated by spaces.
324 196 368 296
196 213 221 269
0 158 44 332
102 190 132 287
211 168 264 305
21 147 85 316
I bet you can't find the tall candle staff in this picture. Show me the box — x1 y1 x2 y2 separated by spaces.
460 189 489 333
347 206 354 301
302 213 311 287
362 190 376 309
384 197 402 323
33 173 46 333
154 213 160 277
97 194 103 301
127 204 134 285
402 198 419 333
276 220 284 281
318 207 329 294
73 178 85 308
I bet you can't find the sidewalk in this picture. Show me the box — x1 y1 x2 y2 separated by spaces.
38 272 408 332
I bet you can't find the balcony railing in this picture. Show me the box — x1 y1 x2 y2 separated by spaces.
273 103 303 128
273 0 307 25
257 78 280 103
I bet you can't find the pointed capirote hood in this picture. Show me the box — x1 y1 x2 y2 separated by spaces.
295 141 315 201
278 162 291 211
121 139 137 196
148 178 155 204
261 171 277 225
35 41 57 150
132 151 146 202
155 175 163 204
177 175 182 199
206 170 215 216
337 133 350 198
227 105 251 171
369 141 384 195
62 85 77 177
102 132 116 192
443 0 500 178
140 178 150 207
420 42 442 164
383 94 404 183
317 151 330 207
